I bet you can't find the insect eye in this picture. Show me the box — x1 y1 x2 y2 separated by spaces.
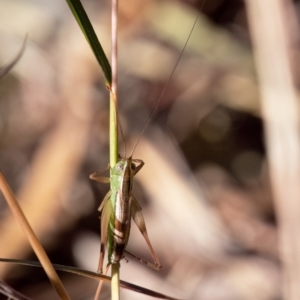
131 163 136 170
116 164 123 171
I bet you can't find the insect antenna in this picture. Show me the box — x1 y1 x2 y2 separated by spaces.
129 0 207 157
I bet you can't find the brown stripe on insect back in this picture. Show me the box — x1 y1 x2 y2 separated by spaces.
119 158 134 195
109 216 131 264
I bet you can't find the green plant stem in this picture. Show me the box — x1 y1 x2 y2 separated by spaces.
110 0 120 298
109 0 118 164
109 92 118 168
111 263 120 300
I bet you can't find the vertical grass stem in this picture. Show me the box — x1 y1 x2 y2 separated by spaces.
110 0 120 299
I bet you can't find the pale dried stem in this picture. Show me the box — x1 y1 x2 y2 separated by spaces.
0 173 70 300
0 29 95 296
245 0 300 299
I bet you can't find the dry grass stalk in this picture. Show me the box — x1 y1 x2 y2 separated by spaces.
245 0 300 299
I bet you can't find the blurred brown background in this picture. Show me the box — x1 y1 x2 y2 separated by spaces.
0 0 293 299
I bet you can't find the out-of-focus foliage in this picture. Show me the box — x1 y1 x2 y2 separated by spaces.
0 0 285 299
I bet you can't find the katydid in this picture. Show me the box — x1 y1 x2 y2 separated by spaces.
90 156 161 274
90 0 207 281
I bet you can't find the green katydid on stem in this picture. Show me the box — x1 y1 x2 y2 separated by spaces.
89 1 207 284
90 156 162 274
65 0 206 283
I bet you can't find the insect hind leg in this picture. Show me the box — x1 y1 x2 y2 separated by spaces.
130 196 162 270
94 264 111 300
124 250 162 271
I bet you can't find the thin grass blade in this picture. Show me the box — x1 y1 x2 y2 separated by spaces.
0 258 182 300
0 279 33 300
65 0 112 87
0 173 71 300
0 36 27 79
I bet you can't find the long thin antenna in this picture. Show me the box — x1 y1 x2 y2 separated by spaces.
130 0 207 157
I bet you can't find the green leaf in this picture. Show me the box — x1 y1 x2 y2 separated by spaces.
66 0 112 87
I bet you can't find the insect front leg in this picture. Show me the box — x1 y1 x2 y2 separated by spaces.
90 164 111 184
129 196 162 270
132 159 144 175
94 191 112 300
